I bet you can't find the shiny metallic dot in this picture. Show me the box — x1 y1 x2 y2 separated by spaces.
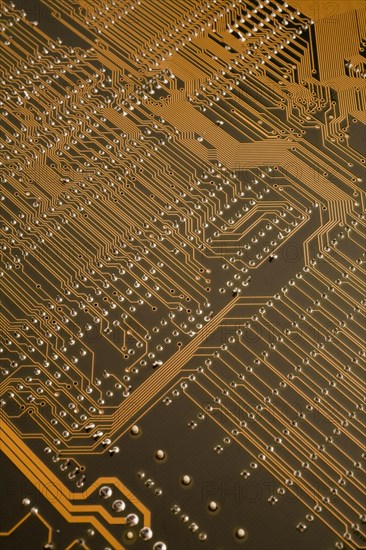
99 486 112 499
139 527 153 540
126 513 139 526
112 499 125 512
236 528 246 539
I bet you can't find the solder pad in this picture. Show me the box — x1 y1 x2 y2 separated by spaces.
0 0 365 549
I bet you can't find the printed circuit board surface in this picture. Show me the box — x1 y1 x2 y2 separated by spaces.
0 0 365 549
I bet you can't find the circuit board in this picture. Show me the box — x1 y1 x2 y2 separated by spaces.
0 0 365 549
